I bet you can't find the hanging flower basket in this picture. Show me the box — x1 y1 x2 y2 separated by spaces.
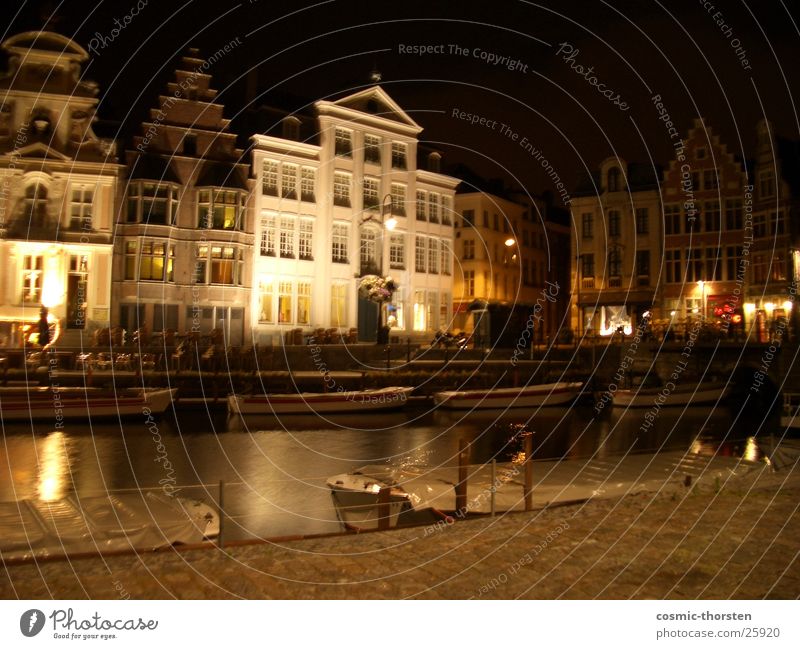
359 274 397 304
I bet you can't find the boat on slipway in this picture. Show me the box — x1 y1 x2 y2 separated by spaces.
227 386 414 415
0 387 176 421
432 381 583 410
611 382 729 408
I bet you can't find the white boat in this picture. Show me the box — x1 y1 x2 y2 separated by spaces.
780 393 800 429
228 386 414 415
0 387 176 421
612 382 728 408
0 491 219 560
432 381 583 410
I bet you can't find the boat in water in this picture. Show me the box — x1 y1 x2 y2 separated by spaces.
0 491 219 560
0 387 176 421
612 382 728 408
432 381 583 410
228 386 414 415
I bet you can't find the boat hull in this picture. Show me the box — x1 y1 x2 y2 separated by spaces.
228 386 413 415
0 387 176 421
432 382 583 410
613 384 727 408
327 473 411 531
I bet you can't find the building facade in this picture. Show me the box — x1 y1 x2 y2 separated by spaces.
250 86 459 344
113 49 253 345
0 32 120 347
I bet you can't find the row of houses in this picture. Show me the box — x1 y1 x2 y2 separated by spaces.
570 117 800 341
0 31 567 350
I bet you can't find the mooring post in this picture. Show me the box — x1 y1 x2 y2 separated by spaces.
456 438 468 516
490 459 497 517
218 479 225 548
377 486 391 530
524 435 534 511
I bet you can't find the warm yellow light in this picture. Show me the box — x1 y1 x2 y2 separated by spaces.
385 216 397 231
504 238 516 247
765 302 775 312
697 280 705 289
38 431 68 502
783 301 793 312
744 303 756 314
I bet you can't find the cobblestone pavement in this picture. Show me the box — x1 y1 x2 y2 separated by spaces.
2 468 798 599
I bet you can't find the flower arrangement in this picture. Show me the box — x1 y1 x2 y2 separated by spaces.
359 274 397 304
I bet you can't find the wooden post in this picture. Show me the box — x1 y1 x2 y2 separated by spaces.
218 480 225 548
377 486 391 530
524 434 534 511
490 459 497 517
456 439 468 517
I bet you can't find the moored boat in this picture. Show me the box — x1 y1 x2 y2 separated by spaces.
612 382 728 408
432 381 583 410
0 387 176 421
228 386 414 415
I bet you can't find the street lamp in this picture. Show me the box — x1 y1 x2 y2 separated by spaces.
697 280 706 321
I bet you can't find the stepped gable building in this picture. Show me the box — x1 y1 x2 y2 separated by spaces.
114 49 253 345
250 85 459 343
0 31 120 347
570 158 661 336
748 118 800 340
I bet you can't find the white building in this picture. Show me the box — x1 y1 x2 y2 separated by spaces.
0 32 120 347
250 86 459 343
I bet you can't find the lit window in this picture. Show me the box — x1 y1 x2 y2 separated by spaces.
297 282 311 325
416 191 427 221
441 241 451 276
197 189 244 230
260 215 276 256
280 217 296 258
360 229 378 273
363 177 379 211
259 281 274 323
278 281 293 322
390 183 406 216
299 218 314 260
139 241 175 282
70 185 94 231
281 163 297 199
262 160 278 196
330 284 347 326
391 142 407 169
21 255 43 304
415 235 426 272
335 128 352 157
364 134 381 164
300 167 315 202
389 232 405 270
428 193 439 223
428 237 439 274
332 223 349 263
124 241 137 280
333 172 351 207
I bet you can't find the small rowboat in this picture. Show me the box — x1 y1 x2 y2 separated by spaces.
227 386 414 415
432 381 583 410
612 382 728 408
0 387 176 421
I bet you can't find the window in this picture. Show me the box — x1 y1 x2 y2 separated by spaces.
462 209 474 226
127 182 177 225
665 204 681 234
262 160 278 196
752 253 768 284
428 193 439 223
195 246 242 285
703 169 719 190
493 213 499 231
330 284 347 326
607 167 621 192
278 281 292 322
297 282 311 325
704 201 720 232
440 293 450 330
335 128 352 157
463 270 475 296
360 229 378 273
390 183 406 216
705 247 722 281
665 250 682 283
441 241 451 275
582 212 593 239
300 167 316 202
428 237 439 274
771 211 785 235
70 185 94 230
463 239 475 259
416 191 427 220
391 142 407 169
260 214 276 256
259 281 274 323
333 172 351 207
635 208 649 234
364 134 381 164
67 255 89 329
124 241 137 279
363 177 379 211
280 217 296 258
692 171 701 192
389 232 405 270
441 196 452 225
415 235 426 272
197 189 244 230
413 290 427 331
753 212 767 238
21 255 43 304
139 241 175 281
608 248 622 279
483 211 489 228
758 170 775 198
581 253 594 278
299 218 314 260
686 248 703 282
725 199 742 230
771 253 787 282
726 246 742 281
608 210 620 237
634 250 649 285
281 163 297 199
332 223 349 263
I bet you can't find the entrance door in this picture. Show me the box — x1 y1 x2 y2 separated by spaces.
357 296 378 342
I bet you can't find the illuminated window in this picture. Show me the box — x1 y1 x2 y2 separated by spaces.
21 255 43 304
415 235 426 272
391 142 407 169
363 177 379 211
299 218 314 260
139 241 175 281
428 237 439 274
197 189 244 230
360 229 378 273
195 246 242 285
413 290 427 330
300 168 315 202
441 196 452 225
281 163 297 199
389 232 405 270
428 193 439 223
364 134 381 164
390 183 406 216
330 284 347 326
278 281 293 322
280 217 296 258
416 191 427 221
260 214 276 256
463 270 475 296
297 282 311 325
333 172 351 207
332 223 349 263
259 281 274 323
262 160 278 196
335 128 352 157
441 241 451 276
70 185 94 230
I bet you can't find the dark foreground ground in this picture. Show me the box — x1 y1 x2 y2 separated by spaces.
2 462 798 600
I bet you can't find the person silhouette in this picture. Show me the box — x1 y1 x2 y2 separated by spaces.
38 307 50 348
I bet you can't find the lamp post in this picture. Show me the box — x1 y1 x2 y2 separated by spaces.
360 195 397 343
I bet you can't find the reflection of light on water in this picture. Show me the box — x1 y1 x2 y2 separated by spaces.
37 431 69 501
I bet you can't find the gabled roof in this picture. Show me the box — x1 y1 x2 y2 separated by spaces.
317 86 423 131
127 155 181 184
13 141 71 161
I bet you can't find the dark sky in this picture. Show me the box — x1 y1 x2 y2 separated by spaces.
4 0 799 198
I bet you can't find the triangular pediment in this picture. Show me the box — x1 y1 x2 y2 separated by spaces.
14 142 71 161
329 86 421 129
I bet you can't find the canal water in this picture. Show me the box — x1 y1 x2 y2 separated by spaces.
0 402 776 541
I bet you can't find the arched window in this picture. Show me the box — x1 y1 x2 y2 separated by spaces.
607 167 621 192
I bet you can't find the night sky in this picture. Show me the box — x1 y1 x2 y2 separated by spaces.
4 0 799 198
